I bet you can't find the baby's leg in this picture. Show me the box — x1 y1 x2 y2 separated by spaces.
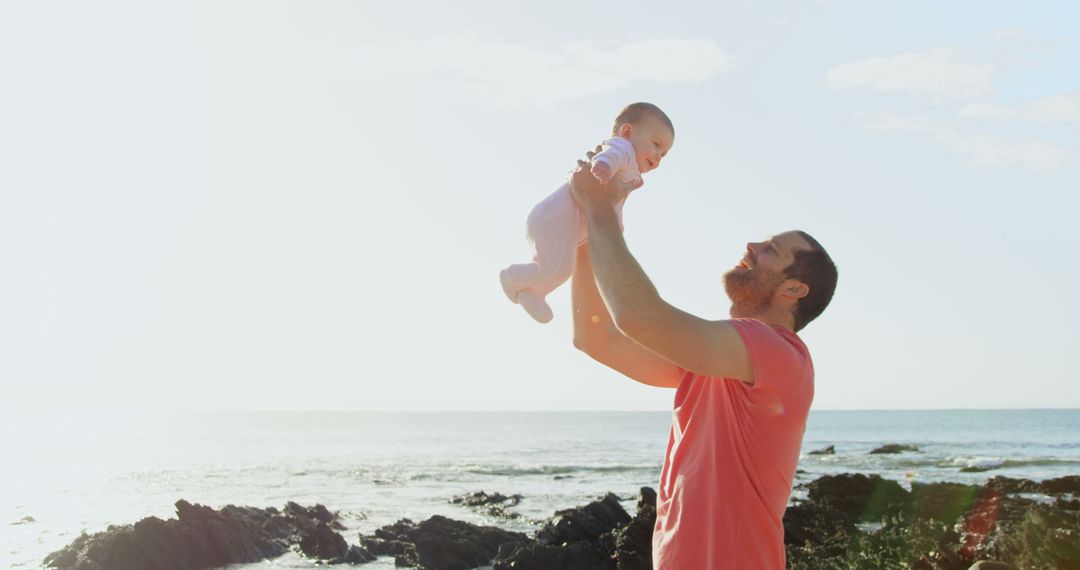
504 188 580 292
505 238 577 290
516 287 554 323
510 228 578 323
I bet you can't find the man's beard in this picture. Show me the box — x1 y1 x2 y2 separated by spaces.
722 267 787 316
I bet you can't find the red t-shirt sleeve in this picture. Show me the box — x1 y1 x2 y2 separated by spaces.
730 318 807 400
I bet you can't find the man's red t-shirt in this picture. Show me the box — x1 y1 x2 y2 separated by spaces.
652 318 814 569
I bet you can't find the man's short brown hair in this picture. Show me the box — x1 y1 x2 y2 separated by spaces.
613 102 674 136
784 231 838 332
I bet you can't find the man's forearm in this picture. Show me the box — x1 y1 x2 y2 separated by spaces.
572 244 609 347
582 202 664 332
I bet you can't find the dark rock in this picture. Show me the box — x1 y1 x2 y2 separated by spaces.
132 516 208 570
986 474 1080 500
612 488 657 570
451 491 520 508
1058 497 1080 510
43 500 362 570
975 501 1080 568
286 501 346 530
783 500 852 549
869 444 919 454
343 544 377 564
805 473 909 522
909 482 984 524
809 445 835 455
361 515 527 570
298 521 349 560
494 492 632 570
786 472 1080 569
1039 475 1080 496
985 476 1040 495
493 541 612 570
536 492 631 546
961 465 996 473
451 491 523 519
362 518 417 558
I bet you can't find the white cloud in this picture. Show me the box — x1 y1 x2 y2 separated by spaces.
857 112 1075 172
1024 92 1080 124
941 133 1073 171
959 92 1080 125
833 34 1076 172
331 35 734 106
826 47 997 100
957 102 1018 121
856 112 937 133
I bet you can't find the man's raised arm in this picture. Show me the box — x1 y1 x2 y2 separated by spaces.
572 243 682 388
569 167 755 385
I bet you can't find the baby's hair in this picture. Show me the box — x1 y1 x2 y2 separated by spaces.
612 102 674 136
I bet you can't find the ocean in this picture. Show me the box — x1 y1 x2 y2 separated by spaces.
3 409 1078 569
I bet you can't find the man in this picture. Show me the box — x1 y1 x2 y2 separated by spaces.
568 159 838 569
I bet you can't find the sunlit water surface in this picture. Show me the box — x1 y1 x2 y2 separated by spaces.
2 409 1077 569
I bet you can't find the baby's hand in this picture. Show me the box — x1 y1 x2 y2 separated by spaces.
591 161 613 183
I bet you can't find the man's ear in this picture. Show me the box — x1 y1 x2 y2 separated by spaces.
618 122 633 138
781 279 809 300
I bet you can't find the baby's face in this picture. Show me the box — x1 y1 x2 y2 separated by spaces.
622 115 675 174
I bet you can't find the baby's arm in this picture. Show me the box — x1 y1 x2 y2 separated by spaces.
589 139 634 184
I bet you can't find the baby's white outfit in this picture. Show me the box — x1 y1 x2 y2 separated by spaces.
501 137 643 323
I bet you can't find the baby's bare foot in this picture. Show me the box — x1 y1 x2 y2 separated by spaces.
517 290 553 324
499 269 519 304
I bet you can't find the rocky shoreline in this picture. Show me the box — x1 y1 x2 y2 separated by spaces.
44 473 1080 570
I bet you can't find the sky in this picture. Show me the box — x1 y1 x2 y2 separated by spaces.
1 1 1078 411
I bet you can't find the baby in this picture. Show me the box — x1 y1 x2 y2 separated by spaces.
500 102 675 323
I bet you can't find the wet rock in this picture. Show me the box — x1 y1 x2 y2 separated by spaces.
286 501 346 530
982 475 1080 497
43 500 365 570
809 445 835 455
805 473 909 522
909 482 984 524
299 521 349 560
975 501 1080 568
783 500 852 550
985 476 1040 495
493 540 612 570
869 443 919 454
494 492 632 570
535 492 631 546
360 515 527 570
450 491 523 519
612 488 657 570
1038 475 1080 496
344 544 378 563
787 472 1080 570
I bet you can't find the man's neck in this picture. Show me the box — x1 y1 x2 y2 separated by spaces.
730 305 796 332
